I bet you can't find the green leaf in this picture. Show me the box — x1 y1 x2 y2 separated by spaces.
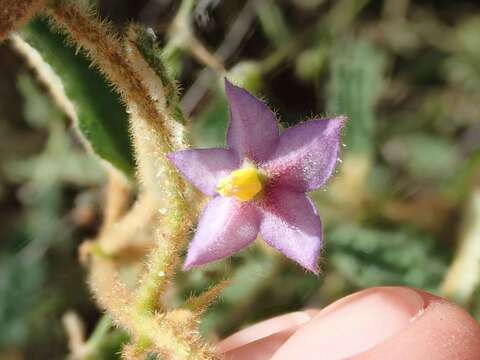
327 40 385 154
19 19 135 177
327 225 448 292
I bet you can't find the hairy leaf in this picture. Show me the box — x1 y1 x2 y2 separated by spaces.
19 19 135 177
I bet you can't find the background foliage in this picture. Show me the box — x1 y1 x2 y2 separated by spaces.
0 0 479 358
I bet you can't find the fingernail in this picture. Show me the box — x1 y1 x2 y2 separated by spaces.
271 287 425 360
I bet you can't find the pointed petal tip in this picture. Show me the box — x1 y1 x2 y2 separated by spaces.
307 263 320 275
224 77 279 162
314 115 347 133
283 252 319 274
330 115 348 137
295 255 320 275
308 115 347 124
182 264 191 272
305 246 322 274
224 77 245 100
224 77 236 90
326 115 348 131
264 116 346 191
166 151 183 166
336 115 348 128
182 261 194 271
182 253 200 271
165 151 175 162
165 151 186 178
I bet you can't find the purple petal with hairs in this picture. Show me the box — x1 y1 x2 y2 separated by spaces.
166 80 345 273
264 117 345 192
259 188 322 273
167 148 239 196
183 197 261 270
225 79 279 163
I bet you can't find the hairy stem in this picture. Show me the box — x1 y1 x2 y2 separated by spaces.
133 228 183 314
0 0 44 40
184 280 230 315
42 3 223 358
89 257 135 329
131 313 218 360
46 2 178 148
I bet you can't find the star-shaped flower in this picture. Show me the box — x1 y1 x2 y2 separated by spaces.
168 79 345 273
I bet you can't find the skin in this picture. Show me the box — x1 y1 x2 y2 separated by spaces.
217 287 480 360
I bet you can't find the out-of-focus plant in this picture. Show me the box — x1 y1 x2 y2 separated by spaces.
326 40 385 213
1 0 480 358
0 67 103 356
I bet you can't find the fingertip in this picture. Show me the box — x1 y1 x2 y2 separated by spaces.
217 287 480 360
271 287 426 360
356 291 480 360
271 287 480 360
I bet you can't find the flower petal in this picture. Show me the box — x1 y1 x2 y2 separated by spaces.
184 197 261 269
167 148 239 196
264 117 346 192
259 188 322 273
225 79 279 163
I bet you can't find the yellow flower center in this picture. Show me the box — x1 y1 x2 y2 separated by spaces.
217 166 263 202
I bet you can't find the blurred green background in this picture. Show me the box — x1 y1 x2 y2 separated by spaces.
1 0 480 358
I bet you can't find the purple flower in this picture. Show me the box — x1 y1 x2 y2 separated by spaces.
168 79 345 273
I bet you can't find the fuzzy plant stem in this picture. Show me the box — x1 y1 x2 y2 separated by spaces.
45 0 189 290
123 28 193 315
43 2 216 358
45 4 169 133
0 0 44 40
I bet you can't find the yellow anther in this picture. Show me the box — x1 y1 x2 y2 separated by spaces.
217 167 263 202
